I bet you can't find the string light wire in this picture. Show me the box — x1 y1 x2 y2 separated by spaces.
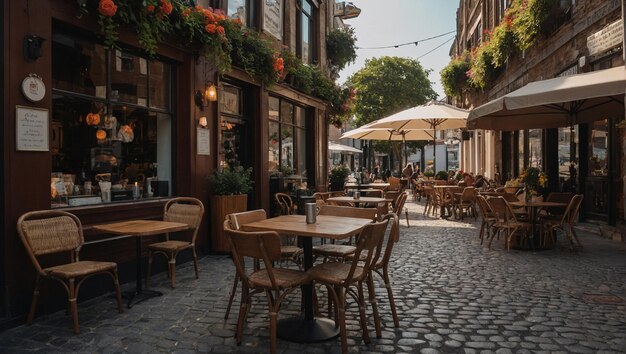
356 30 456 50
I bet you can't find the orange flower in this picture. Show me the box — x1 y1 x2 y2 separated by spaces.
98 0 118 17
233 18 243 26
146 4 155 12
205 24 217 34
182 8 191 18
159 0 173 15
217 26 225 35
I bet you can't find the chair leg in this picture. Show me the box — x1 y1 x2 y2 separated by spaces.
224 274 240 320
169 252 177 288
192 248 200 279
266 291 277 354
111 269 124 313
366 275 381 338
27 275 42 326
335 286 348 354
404 208 410 227
382 266 400 327
569 225 583 250
356 282 370 345
68 278 80 334
235 285 249 345
146 251 153 289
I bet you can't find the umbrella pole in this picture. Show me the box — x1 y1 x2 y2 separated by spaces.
403 132 408 168
433 126 437 172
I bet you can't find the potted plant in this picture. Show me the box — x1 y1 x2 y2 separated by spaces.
209 166 253 252
329 165 350 191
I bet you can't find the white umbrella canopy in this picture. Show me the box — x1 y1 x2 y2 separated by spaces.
468 66 626 131
340 126 435 141
367 100 469 131
366 101 468 168
328 142 362 154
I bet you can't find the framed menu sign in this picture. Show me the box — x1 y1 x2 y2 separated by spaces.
16 105 49 151
197 128 210 155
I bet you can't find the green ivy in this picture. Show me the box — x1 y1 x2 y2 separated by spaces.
440 56 471 98
326 28 357 78
441 0 563 98
210 167 253 195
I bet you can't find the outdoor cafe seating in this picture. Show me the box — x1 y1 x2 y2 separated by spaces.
224 227 312 354
146 197 205 289
17 210 124 334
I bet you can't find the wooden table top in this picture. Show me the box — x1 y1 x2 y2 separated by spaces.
242 215 371 240
327 196 388 203
509 201 567 208
93 220 190 236
344 183 390 188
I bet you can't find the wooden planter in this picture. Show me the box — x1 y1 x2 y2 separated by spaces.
210 194 248 253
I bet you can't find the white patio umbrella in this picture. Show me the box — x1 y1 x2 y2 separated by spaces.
467 66 626 130
341 122 436 169
367 101 469 168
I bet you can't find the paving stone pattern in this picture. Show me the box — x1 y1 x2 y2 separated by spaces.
1 198 625 353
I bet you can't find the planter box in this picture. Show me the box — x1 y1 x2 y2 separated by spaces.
210 194 248 253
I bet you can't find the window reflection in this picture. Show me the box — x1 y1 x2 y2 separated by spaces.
268 96 307 176
51 29 172 208
589 119 608 176
558 126 578 191
518 130 525 173
528 129 542 168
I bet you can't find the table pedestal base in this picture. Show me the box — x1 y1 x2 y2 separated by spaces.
277 317 339 343
123 289 162 309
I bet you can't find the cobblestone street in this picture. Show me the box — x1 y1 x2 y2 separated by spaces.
1 199 625 353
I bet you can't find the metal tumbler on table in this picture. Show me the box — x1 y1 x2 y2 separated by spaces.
305 203 317 224
353 191 360 200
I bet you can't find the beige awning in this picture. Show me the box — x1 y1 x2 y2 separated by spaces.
468 66 626 131
328 142 362 154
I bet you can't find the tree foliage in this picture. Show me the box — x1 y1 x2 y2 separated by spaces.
347 56 437 127
347 56 437 164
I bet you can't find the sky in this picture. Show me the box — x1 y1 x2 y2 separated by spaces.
337 0 460 99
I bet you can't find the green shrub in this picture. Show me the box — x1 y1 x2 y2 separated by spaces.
210 167 253 195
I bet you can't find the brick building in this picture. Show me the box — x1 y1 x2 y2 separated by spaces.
451 0 624 225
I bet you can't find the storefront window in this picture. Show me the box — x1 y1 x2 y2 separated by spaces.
558 126 578 191
268 96 307 176
528 129 542 168
51 30 173 208
297 0 315 64
228 0 257 28
219 83 250 170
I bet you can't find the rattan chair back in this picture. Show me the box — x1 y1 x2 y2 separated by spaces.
487 196 517 224
562 194 584 226
164 197 204 242
476 195 494 220
374 213 399 268
392 193 407 216
346 219 389 282
545 192 574 216
18 210 84 270
461 187 476 202
274 193 294 215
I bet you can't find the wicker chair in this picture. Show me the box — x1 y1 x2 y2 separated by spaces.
146 197 205 289
487 196 531 251
274 192 297 215
226 228 312 354
312 205 376 262
541 194 584 251
308 219 389 354
387 176 401 191
455 187 477 220
392 192 410 227
17 210 123 334
346 212 401 336
476 195 497 245
223 209 302 320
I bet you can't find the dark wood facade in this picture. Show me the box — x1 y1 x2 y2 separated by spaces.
1 0 331 326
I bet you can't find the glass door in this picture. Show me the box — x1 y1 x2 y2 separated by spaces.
584 119 609 221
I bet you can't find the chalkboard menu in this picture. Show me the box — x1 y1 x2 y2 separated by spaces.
16 105 49 151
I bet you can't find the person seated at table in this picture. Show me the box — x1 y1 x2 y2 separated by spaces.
402 163 413 179
463 172 475 186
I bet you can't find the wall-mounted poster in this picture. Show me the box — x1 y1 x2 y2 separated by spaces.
263 0 283 41
16 105 49 151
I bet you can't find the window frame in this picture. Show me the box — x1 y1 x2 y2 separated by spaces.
296 0 317 64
